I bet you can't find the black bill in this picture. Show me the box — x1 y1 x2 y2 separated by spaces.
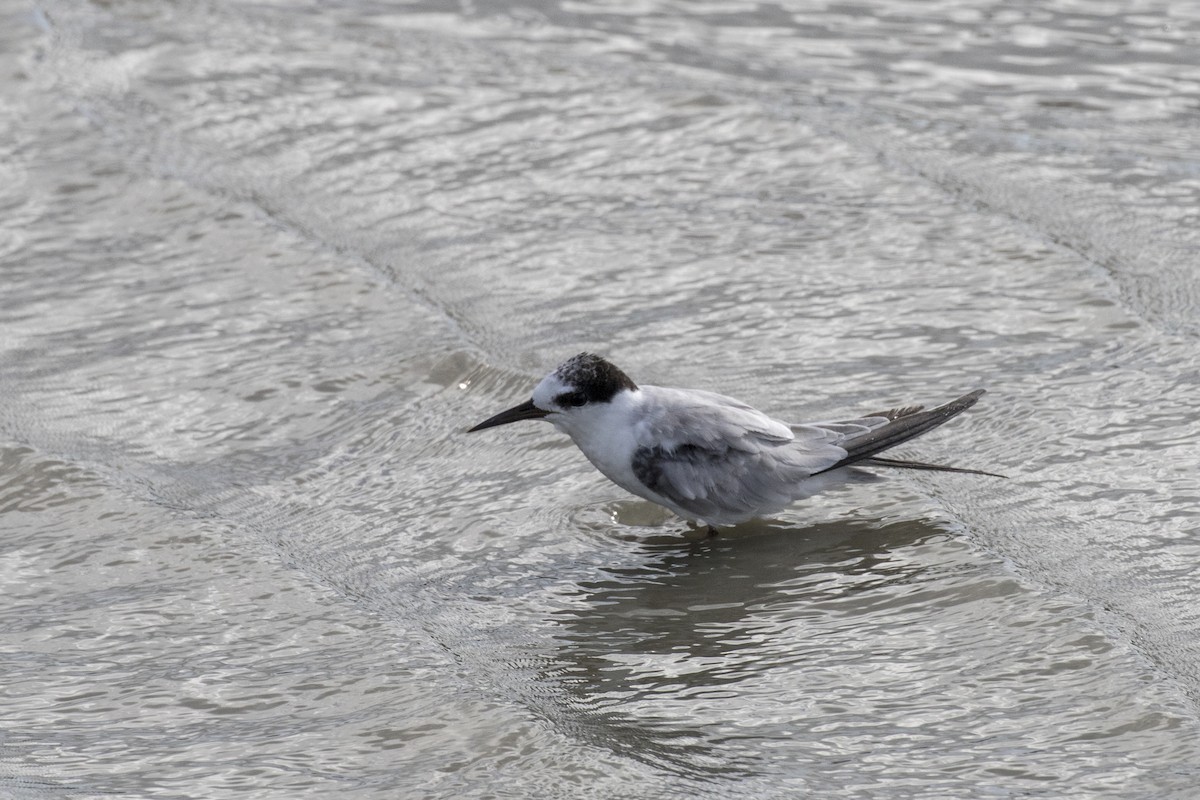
468 398 550 432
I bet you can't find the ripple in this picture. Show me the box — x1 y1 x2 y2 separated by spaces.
5 0 1200 797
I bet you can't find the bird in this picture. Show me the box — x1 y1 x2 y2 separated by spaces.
469 353 1002 532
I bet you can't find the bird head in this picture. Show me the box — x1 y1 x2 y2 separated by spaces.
468 353 638 435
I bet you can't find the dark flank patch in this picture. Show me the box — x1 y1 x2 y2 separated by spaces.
555 353 638 403
631 444 668 494
631 443 711 495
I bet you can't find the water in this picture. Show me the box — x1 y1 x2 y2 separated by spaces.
2 1 1199 797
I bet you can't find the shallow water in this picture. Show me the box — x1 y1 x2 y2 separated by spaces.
2 1 1200 797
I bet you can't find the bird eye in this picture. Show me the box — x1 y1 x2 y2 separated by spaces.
558 392 588 408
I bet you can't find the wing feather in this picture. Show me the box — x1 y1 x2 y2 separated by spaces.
630 386 848 523
813 390 986 473
626 388 989 525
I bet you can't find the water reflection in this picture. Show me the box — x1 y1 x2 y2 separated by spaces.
557 517 935 686
542 517 942 777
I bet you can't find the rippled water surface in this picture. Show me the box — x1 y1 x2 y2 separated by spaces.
3 1 1200 797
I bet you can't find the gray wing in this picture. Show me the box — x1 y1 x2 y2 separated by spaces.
630 386 850 523
629 388 990 523
811 390 986 474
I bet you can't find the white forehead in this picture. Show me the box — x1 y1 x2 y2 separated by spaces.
531 373 571 410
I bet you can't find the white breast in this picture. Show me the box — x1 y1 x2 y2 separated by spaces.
550 390 661 501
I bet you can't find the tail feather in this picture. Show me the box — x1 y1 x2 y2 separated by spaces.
860 455 1007 479
815 389 995 476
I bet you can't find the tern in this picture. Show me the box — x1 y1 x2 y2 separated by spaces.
469 353 1001 532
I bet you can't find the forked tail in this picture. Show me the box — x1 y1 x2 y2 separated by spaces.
858 455 1006 478
816 389 1005 478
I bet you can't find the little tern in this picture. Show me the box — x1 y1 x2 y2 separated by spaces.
469 353 1001 531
